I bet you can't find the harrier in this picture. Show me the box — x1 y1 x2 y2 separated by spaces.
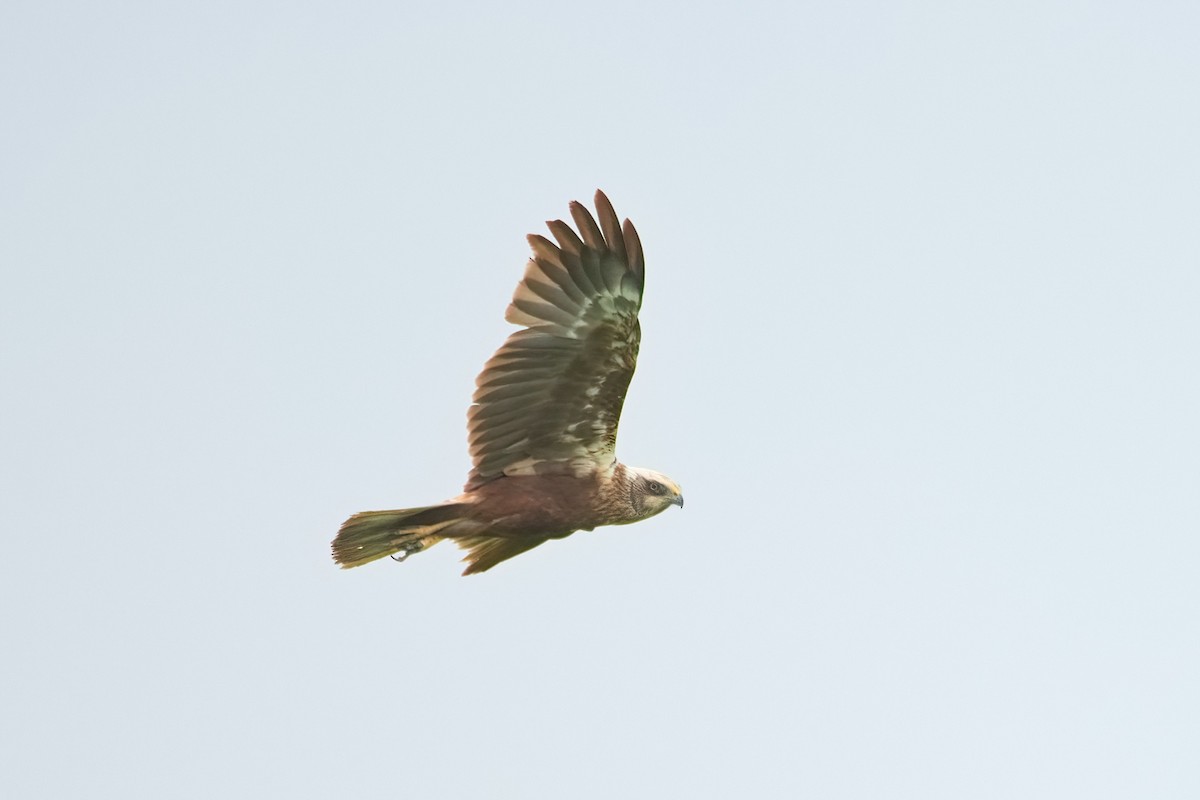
331 191 682 575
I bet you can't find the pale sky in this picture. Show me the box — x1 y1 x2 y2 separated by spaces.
3 2 1198 797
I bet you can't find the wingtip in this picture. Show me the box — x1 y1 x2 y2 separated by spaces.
623 218 644 277
592 189 626 262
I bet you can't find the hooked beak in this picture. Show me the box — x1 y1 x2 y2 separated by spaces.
672 493 684 509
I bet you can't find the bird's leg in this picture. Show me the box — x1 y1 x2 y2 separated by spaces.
390 540 423 562
390 533 437 563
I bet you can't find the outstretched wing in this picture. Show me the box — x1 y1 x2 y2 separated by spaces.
465 190 645 490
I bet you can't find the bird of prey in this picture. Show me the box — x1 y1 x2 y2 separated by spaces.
331 190 683 575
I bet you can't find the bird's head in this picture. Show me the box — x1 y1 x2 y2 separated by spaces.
627 467 685 519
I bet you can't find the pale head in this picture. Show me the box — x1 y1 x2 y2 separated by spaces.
627 466 685 519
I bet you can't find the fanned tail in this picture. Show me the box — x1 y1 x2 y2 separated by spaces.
332 503 468 569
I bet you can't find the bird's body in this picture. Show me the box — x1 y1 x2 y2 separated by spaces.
331 191 682 575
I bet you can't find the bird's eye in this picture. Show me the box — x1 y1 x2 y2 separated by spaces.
647 481 662 494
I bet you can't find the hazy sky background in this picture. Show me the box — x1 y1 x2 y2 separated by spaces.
3 1 1198 797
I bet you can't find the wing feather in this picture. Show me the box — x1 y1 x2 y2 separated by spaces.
570 200 606 250
546 219 585 256
594 189 627 263
466 191 646 489
457 535 550 575
623 219 644 278
522 275 578 311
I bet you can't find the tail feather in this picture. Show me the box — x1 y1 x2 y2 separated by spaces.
332 503 467 569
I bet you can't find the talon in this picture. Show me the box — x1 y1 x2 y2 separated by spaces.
390 537 429 563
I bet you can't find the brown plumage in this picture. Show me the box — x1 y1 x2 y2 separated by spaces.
331 191 683 575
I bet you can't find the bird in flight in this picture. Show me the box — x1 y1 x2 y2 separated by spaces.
331 191 683 575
